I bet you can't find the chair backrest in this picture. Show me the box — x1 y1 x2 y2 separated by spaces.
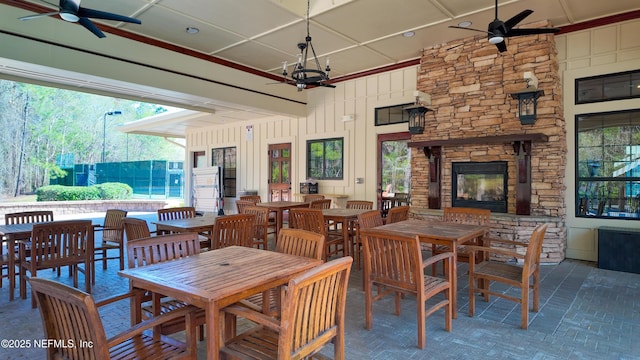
442 207 490 226
386 205 410 223
346 200 374 210
236 200 257 214
279 257 352 360
309 199 331 209
5 210 54 224
357 210 384 230
127 233 201 268
392 193 410 207
523 224 548 276
30 220 94 267
122 217 152 242
102 209 128 243
288 208 326 236
29 277 110 359
157 206 196 221
302 194 325 203
275 228 326 261
211 214 255 249
239 195 262 203
242 206 269 248
360 228 423 294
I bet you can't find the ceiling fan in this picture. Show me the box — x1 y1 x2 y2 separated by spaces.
449 0 560 52
18 0 141 39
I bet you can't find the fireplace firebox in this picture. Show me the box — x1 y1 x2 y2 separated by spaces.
452 161 508 213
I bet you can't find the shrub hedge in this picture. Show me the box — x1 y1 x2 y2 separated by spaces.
36 183 133 201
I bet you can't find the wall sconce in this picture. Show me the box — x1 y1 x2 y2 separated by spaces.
510 71 543 125
405 91 432 134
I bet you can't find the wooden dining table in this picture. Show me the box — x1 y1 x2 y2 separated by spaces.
118 245 322 360
256 201 309 238
322 208 371 257
372 218 487 318
153 214 219 247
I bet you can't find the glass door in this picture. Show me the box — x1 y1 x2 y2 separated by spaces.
377 133 411 213
268 143 292 201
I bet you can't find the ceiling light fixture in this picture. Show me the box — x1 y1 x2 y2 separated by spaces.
403 31 415 38
457 21 472 28
281 0 331 91
185 27 199 34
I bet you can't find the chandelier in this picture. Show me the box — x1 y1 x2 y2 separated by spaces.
281 0 335 91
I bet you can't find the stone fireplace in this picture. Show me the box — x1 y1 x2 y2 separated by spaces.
408 20 567 263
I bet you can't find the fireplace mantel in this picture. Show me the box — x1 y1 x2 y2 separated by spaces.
408 133 548 150
409 133 549 215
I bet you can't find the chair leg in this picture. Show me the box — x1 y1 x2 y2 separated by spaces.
521 283 529 329
468 274 475 318
417 298 426 349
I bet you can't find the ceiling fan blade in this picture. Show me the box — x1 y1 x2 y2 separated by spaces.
78 17 105 38
504 9 533 30
495 40 507 53
448 25 490 35
19 12 60 21
505 27 561 37
78 7 141 24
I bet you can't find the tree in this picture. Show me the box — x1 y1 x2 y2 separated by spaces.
0 80 184 197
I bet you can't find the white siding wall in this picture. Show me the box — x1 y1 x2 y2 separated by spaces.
558 18 640 260
184 67 418 210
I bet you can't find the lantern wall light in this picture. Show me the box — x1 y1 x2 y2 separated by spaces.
510 71 544 125
405 91 433 134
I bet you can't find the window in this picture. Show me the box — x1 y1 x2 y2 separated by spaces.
212 147 236 197
306 138 343 180
576 70 640 104
576 109 640 219
375 103 412 126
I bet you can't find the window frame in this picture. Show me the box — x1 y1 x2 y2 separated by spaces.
575 108 640 220
306 137 344 180
575 69 640 104
374 103 412 126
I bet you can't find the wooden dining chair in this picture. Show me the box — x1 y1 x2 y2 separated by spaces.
346 200 374 210
29 277 198 360
20 220 94 308
211 213 255 249
239 195 262 203
360 228 453 349
241 206 275 249
157 206 196 222
236 199 257 214
92 209 127 284
289 208 342 260
122 217 153 242
354 210 384 270
385 205 409 224
237 228 326 316
221 256 352 360
309 199 332 209
5 210 54 225
432 207 490 274
127 232 206 339
3 211 55 289
467 223 548 329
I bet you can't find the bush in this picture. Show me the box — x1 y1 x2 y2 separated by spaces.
36 183 132 201
95 182 133 199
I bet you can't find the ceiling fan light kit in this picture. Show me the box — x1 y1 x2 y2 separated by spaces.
449 0 560 52
19 0 141 38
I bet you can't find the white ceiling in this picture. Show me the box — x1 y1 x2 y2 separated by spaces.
1 0 639 136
